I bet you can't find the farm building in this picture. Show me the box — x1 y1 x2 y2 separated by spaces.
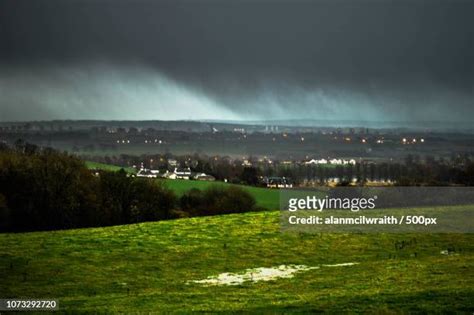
137 168 160 178
194 173 216 181
165 167 192 180
262 176 293 188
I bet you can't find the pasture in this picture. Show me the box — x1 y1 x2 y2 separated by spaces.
0 209 473 312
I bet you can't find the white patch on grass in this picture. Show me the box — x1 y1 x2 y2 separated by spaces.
322 262 359 267
440 250 459 256
189 262 358 286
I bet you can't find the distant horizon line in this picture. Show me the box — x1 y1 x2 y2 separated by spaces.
1 118 474 124
1 118 474 132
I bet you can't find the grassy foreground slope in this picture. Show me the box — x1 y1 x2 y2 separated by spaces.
1 209 473 312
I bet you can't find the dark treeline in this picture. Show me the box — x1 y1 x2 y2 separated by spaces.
262 155 474 186
85 152 474 187
0 141 257 232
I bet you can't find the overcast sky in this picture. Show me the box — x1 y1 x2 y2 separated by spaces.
0 0 473 123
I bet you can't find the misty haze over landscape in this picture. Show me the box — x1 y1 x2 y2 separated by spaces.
1 0 473 127
1 63 473 125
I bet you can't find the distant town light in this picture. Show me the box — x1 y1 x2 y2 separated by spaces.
361 139 366 143
402 138 407 143
301 137 305 142
412 138 417 143
420 138 425 143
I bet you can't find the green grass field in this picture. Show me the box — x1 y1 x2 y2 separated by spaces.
158 179 304 210
85 161 290 210
85 161 136 174
1 208 473 312
84 161 310 210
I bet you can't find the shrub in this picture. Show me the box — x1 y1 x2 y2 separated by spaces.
131 180 176 222
180 185 257 217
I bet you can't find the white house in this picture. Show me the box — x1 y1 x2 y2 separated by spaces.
305 158 328 165
137 168 159 178
328 158 356 165
172 167 191 180
329 158 343 165
194 173 216 181
263 176 293 188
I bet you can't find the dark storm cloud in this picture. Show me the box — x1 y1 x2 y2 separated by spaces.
0 0 473 122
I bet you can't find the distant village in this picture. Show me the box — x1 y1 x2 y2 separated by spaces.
129 156 375 188
0 120 433 165
2 120 474 187
135 158 294 188
137 166 215 181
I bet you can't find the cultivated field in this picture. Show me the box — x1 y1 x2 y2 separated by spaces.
0 209 473 312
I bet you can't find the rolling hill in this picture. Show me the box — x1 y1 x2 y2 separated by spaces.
1 209 473 312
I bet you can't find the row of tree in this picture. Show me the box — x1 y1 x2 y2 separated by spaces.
0 142 258 232
84 151 474 187
261 161 474 186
